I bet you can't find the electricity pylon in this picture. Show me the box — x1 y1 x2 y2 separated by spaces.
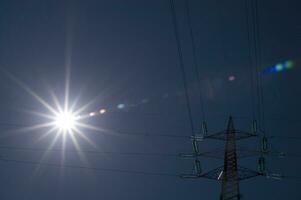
180 116 265 199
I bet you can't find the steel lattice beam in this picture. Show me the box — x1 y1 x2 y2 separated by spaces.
204 130 257 141
200 166 261 181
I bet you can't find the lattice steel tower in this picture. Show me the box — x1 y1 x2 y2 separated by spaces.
180 116 263 200
220 117 240 200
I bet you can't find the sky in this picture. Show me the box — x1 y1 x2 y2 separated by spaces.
0 0 301 199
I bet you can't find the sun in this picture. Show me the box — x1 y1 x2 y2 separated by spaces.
5 63 111 167
55 111 77 132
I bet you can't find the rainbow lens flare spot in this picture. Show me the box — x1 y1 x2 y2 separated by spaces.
263 60 295 74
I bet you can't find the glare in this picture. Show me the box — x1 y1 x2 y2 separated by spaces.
99 109 106 114
55 111 76 131
4 38 102 170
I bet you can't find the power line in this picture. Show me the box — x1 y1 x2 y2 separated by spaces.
244 0 264 132
169 0 195 136
0 145 178 158
0 122 189 139
269 136 301 140
184 0 206 121
0 157 177 177
244 0 256 120
0 122 28 128
251 0 261 128
2 143 301 160
250 0 265 134
253 0 266 134
282 175 301 181
1 121 300 142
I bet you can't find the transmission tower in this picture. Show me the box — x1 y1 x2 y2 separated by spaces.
180 116 267 199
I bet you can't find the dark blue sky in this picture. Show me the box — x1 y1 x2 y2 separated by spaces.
0 0 300 199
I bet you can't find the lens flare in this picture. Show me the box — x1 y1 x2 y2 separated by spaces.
228 75 236 81
99 109 106 114
117 104 125 109
263 60 294 74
